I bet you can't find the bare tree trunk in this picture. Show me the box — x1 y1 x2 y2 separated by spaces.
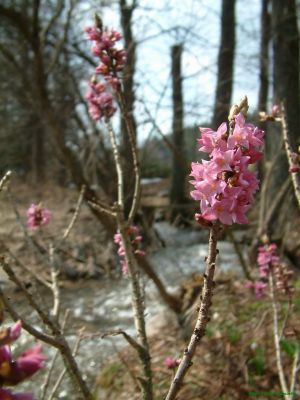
258 0 271 114
212 0 236 127
257 0 271 177
270 0 300 193
170 44 186 218
272 0 300 150
119 0 138 216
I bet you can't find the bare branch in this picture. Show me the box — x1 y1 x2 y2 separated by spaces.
165 223 220 400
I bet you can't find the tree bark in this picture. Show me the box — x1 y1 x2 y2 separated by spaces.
119 0 138 216
212 0 236 128
271 0 300 192
170 44 186 217
272 0 299 149
258 0 271 114
257 0 271 178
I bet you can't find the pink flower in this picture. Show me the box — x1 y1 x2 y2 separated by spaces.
0 344 46 386
164 356 181 369
0 388 33 400
85 82 116 121
245 281 267 298
190 113 264 225
114 226 146 276
272 104 280 117
253 281 267 298
0 321 22 346
289 164 300 173
27 204 50 230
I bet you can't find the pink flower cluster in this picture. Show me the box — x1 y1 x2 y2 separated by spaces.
85 22 126 121
85 82 116 121
190 113 264 225
27 204 50 230
257 243 279 277
0 320 46 399
114 226 145 275
246 242 294 298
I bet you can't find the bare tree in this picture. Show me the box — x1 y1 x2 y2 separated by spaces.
212 0 236 127
170 43 187 218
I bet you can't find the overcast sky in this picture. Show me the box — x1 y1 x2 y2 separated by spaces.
82 0 263 142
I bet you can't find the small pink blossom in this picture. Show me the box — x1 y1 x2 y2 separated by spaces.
272 104 280 117
164 356 181 369
0 321 22 346
245 280 267 298
289 164 300 173
114 226 146 276
27 204 50 230
0 344 46 386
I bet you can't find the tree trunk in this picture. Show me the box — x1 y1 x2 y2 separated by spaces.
269 0 300 193
170 44 186 218
257 0 271 178
258 0 271 114
119 0 137 216
212 0 236 128
272 0 300 150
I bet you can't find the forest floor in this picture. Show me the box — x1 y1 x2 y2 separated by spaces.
0 179 300 399
95 275 300 400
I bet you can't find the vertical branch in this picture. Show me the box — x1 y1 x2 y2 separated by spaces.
119 0 138 217
108 122 152 400
269 271 290 399
117 91 141 224
118 215 153 400
290 347 299 399
165 223 220 400
108 123 124 209
49 244 60 319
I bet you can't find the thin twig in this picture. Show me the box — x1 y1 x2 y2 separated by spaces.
280 297 293 341
61 185 85 241
117 91 141 224
0 259 92 399
1 243 51 289
281 103 300 209
269 271 290 400
41 310 70 400
227 227 251 279
47 329 84 400
88 200 116 217
108 118 153 399
165 223 220 400
0 170 11 192
100 329 144 353
49 244 61 319
0 287 58 347
289 347 299 399
108 123 124 210
1 257 60 333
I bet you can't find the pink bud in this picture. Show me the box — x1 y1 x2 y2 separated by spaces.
272 104 280 116
289 164 300 173
164 356 180 369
